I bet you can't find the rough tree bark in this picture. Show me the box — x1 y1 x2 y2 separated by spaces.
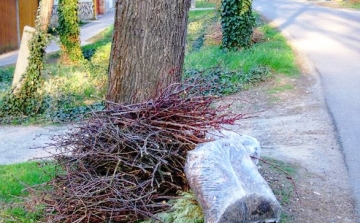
107 0 191 104
39 0 54 31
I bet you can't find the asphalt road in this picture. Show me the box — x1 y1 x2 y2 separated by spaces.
253 0 360 219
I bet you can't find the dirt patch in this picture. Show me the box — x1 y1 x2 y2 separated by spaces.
218 59 357 221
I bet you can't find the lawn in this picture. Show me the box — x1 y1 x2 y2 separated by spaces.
0 162 56 222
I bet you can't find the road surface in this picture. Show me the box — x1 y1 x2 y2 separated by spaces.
253 0 360 219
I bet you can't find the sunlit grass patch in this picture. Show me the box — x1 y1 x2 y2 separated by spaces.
0 161 56 222
187 10 218 53
185 24 299 77
196 0 216 8
0 161 56 202
82 25 114 60
188 9 216 23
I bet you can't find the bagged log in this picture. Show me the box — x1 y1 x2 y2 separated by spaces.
185 137 281 223
206 130 261 164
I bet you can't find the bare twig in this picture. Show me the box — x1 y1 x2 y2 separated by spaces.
39 83 245 222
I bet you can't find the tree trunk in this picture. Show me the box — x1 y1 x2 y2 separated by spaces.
191 0 196 8
39 0 54 31
107 0 191 104
58 0 84 64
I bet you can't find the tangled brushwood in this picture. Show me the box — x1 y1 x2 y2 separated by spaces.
42 83 245 222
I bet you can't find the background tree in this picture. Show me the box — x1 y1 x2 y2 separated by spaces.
221 0 255 50
39 0 54 31
106 0 191 104
58 0 84 64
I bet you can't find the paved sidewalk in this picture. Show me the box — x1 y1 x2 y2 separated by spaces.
0 8 115 67
0 125 69 165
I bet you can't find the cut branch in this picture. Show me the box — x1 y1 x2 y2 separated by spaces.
40 83 246 222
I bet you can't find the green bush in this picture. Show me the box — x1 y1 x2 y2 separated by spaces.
221 0 255 50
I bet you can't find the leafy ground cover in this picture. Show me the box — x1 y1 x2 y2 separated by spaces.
185 11 298 95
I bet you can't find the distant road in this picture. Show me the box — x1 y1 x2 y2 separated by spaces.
253 0 360 219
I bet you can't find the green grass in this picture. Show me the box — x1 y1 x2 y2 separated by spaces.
0 66 14 83
185 24 299 76
0 161 57 222
196 0 216 8
81 25 113 60
0 161 56 202
188 9 216 22
0 27 112 124
184 11 299 96
340 1 360 9
348 2 360 8
187 9 217 51
0 66 14 99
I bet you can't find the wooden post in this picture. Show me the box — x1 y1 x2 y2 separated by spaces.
93 0 97 19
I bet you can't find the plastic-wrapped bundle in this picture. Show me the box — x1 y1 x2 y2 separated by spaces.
185 134 281 223
206 130 261 164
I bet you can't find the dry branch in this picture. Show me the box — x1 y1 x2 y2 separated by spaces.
42 83 245 222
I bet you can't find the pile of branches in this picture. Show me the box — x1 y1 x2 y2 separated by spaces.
42 83 245 223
